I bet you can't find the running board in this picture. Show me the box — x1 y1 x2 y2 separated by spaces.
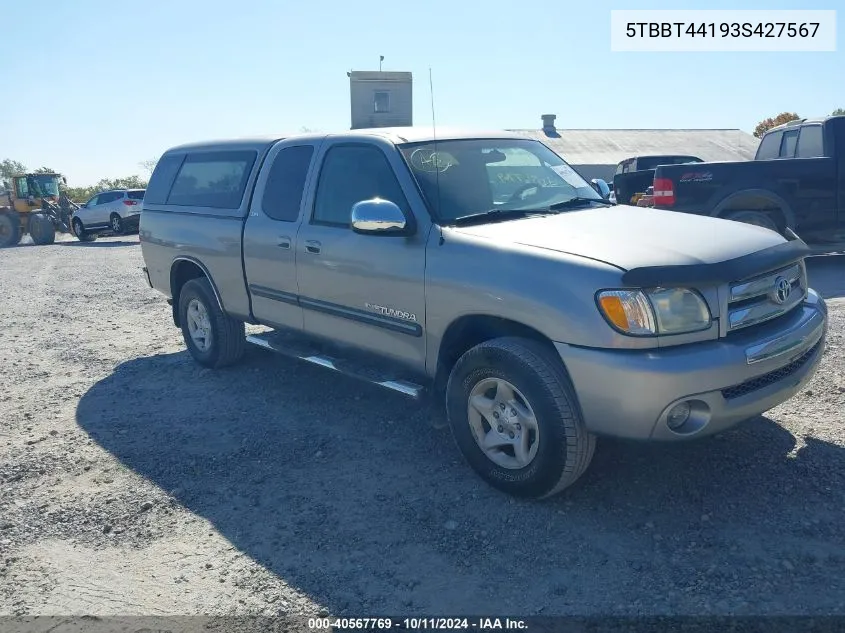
245 331 425 400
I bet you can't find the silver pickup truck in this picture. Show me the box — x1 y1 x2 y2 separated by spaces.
140 128 828 499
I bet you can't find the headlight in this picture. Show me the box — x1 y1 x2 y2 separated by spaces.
597 288 711 336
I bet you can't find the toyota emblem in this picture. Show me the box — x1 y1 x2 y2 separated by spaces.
773 277 791 304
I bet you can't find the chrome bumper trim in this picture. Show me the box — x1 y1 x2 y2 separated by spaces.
744 307 825 365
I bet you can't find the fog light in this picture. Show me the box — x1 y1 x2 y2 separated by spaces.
667 402 692 430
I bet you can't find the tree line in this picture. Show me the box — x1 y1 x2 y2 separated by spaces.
1 158 156 203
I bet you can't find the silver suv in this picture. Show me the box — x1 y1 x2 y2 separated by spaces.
72 189 144 241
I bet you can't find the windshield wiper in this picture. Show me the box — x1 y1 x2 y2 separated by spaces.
548 197 614 210
450 208 548 226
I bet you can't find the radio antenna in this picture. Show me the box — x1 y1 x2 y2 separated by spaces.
429 67 442 221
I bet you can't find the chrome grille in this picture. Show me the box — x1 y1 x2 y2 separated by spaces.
727 263 806 332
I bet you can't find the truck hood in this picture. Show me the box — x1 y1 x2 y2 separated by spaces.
448 205 786 272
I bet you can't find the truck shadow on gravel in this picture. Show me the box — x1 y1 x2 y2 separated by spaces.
76 348 845 614
806 255 845 299
58 239 138 248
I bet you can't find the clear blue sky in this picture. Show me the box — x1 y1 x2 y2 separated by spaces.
1 0 841 185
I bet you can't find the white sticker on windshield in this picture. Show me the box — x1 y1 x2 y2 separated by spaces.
551 164 582 186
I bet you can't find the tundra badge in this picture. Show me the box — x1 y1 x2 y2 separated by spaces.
365 302 417 322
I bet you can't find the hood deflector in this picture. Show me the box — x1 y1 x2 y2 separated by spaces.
621 231 811 288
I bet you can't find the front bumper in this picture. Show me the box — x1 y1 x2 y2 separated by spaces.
555 289 828 441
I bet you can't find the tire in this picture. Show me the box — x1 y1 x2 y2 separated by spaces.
72 218 97 242
0 212 21 247
723 210 780 233
29 214 56 245
178 277 245 368
109 213 125 235
445 336 596 499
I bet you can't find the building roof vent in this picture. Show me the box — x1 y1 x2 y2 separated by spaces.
541 114 557 136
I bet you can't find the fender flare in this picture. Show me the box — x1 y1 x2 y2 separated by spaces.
711 188 796 229
169 256 225 326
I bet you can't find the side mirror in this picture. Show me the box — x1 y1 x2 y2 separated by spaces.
351 198 414 236
591 178 611 199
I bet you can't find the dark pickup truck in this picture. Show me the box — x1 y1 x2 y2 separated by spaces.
612 155 703 207
652 115 845 245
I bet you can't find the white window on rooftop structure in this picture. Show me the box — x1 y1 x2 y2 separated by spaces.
374 91 390 113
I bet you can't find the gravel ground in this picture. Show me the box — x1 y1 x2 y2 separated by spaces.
0 233 843 617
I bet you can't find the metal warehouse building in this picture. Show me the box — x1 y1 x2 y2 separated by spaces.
510 114 760 182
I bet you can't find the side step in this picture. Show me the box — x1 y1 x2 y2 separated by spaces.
245 331 426 400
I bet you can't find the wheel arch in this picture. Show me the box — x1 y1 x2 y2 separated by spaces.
432 314 559 400
711 188 796 230
169 257 224 327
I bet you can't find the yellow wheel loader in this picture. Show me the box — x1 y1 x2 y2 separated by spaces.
0 173 78 247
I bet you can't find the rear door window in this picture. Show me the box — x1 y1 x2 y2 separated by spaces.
167 151 257 209
795 125 824 158
127 190 145 200
261 146 314 222
779 129 799 158
756 131 783 160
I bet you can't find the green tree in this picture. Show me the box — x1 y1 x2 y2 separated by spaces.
96 175 148 190
754 112 800 138
0 156 150 202
63 175 149 203
833 108 845 116
1 158 27 186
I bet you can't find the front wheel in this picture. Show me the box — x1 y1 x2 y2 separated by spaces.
445 337 596 499
178 277 245 368
29 213 56 245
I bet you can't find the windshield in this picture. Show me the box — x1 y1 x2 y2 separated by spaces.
127 190 145 200
399 138 601 223
29 175 61 198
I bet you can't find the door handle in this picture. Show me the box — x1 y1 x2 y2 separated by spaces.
277 236 291 249
305 240 322 254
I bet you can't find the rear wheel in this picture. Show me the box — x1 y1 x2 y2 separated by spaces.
29 214 56 245
723 210 780 233
72 218 97 242
445 337 596 499
110 213 125 235
178 277 245 368
0 212 21 247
